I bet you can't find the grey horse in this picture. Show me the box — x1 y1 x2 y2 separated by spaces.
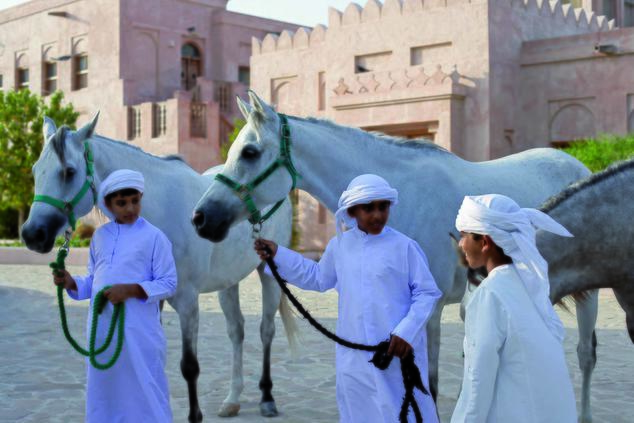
459 157 634 422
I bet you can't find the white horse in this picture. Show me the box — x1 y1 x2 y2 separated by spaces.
20 114 295 422
192 91 600 421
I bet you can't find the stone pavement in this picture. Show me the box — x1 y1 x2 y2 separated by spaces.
0 264 632 422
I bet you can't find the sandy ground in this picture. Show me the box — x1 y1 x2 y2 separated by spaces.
0 264 632 422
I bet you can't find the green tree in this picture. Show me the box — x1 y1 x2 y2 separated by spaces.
563 134 634 173
0 89 79 236
220 118 246 162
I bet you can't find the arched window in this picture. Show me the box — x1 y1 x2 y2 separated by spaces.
181 43 202 91
72 38 88 90
42 47 57 96
550 104 596 145
15 53 29 91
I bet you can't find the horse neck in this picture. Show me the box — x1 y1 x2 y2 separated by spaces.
90 136 150 178
288 118 445 211
89 135 191 183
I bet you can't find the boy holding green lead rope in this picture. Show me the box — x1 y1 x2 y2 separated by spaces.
53 169 177 422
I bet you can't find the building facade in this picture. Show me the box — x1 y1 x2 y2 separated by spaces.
249 0 634 250
0 0 300 171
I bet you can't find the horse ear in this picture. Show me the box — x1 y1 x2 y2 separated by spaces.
76 111 100 141
236 96 252 120
247 90 276 120
43 116 57 143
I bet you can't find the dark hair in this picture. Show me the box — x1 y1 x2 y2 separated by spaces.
470 233 512 262
104 188 141 203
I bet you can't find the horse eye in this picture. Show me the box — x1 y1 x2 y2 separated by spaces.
241 145 261 160
62 167 77 179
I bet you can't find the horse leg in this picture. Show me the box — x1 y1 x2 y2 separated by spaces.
613 287 634 343
256 265 282 417
426 304 444 402
171 293 203 423
575 290 599 423
627 312 634 343
217 285 245 417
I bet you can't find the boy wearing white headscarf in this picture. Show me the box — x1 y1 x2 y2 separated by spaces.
53 169 177 422
254 174 442 423
451 194 577 423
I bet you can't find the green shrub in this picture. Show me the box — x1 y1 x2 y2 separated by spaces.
563 134 634 173
220 118 246 162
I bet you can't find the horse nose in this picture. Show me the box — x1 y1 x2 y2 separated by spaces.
22 224 47 245
192 210 206 229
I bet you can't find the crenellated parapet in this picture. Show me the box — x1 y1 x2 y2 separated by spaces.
252 0 614 56
252 24 328 55
505 0 613 31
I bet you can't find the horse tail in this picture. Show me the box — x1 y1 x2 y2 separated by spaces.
556 290 593 312
279 294 300 358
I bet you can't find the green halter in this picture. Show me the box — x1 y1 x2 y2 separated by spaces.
215 114 300 226
33 140 97 230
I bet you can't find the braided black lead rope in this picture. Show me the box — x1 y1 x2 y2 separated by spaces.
265 255 429 423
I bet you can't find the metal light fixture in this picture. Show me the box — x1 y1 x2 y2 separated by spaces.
51 55 72 62
595 44 619 55
48 11 69 18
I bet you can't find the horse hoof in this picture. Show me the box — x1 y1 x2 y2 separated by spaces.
260 401 278 417
188 409 203 422
218 403 240 417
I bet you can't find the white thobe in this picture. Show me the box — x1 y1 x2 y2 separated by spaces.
269 226 442 423
68 217 177 423
451 264 577 423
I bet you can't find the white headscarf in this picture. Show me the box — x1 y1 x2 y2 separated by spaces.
455 194 573 342
334 174 398 237
98 169 145 219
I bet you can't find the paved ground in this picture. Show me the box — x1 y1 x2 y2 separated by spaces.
0 264 632 422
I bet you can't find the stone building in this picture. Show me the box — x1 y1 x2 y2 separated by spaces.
249 0 634 250
0 0 300 171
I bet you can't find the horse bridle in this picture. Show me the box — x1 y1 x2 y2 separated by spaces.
33 140 97 232
214 114 300 230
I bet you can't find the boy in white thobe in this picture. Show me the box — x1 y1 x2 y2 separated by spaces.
54 169 177 422
452 194 577 423
254 174 442 423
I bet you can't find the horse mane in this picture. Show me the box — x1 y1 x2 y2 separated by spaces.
288 116 450 154
51 130 192 170
50 128 192 169
51 126 69 171
92 135 192 166
540 157 634 213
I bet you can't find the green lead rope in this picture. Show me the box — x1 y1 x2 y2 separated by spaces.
51 247 125 370
36 137 123 369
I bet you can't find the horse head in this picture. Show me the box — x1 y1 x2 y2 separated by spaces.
193 91 295 242
21 113 100 253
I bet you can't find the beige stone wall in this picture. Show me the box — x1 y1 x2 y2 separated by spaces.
488 0 613 158
295 190 336 252
0 0 125 139
250 0 491 161
518 27 634 148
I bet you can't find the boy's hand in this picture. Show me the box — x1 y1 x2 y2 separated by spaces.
103 284 147 304
53 269 77 291
254 239 278 261
388 335 412 359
